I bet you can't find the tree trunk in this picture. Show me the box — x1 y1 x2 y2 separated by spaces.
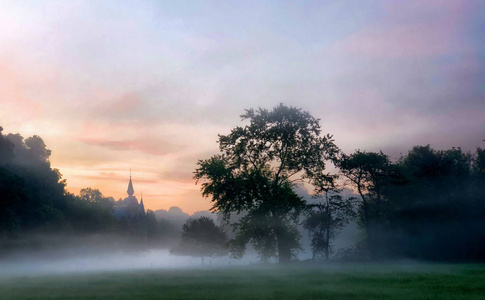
274 218 291 264
277 233 291 264
325 192 330 261
271 206 292 264
357 183 375 260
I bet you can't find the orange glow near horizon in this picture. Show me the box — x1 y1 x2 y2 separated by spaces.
51 157 212 215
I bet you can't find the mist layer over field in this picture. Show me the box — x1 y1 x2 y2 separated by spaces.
0 247 261 278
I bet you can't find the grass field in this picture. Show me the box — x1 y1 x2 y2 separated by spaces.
1 263 484 299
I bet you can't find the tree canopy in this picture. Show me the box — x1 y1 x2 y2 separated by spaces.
336 145 485 261
0 128 120 241
195 104 338 263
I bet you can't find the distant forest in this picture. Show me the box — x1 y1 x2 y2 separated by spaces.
1 105 484 263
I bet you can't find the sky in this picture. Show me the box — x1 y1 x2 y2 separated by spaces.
1 0 484 214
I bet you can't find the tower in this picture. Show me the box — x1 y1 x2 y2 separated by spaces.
127 169 134 196
112 170 147 240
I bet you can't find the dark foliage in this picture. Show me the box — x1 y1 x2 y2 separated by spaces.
194 104 337 263
336 150 399 258
385 146 485 261
170 216 227 263
0 127 68 237
0 127 129 249
338 145 485 261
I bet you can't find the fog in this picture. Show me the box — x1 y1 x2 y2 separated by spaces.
1 250 252 278
0 239 264 279
0 245 449 280
0 219 360 279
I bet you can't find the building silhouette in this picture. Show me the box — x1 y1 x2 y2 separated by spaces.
113 172 147 239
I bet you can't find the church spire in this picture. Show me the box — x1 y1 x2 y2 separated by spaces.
127 169 134 196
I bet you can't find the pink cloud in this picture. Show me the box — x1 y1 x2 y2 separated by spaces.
81 174 158 184
333 0 472 59
78 137 179 156
0 62 42 124
75 120 182 156
95 92 145 117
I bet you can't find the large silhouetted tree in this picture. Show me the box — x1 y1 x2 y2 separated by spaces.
194 104 338 263
0 129 67 232
171 216 227 264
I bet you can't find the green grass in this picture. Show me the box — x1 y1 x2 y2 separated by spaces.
1 264 484 299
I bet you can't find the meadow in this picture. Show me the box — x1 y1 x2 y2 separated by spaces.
1 263 484 299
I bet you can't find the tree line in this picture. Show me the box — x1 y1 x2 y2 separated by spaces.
194 104 485 263
1 103 484 263
0 127 180 253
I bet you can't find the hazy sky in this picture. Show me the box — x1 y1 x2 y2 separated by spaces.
1 0 484 213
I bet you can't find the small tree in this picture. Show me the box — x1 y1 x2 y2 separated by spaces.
171 216 227 264
79 187 114 212
336 150 395 258
304 191 355 261
80 187 103 203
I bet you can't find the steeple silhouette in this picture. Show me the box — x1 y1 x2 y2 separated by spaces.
140 192 145 213
127 168 134 196
113 169 147 241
